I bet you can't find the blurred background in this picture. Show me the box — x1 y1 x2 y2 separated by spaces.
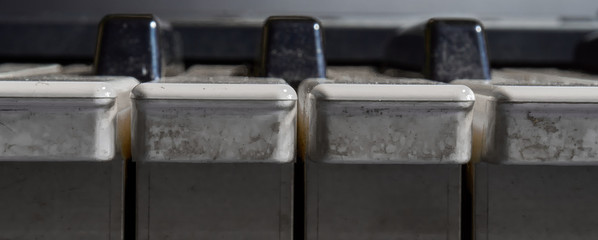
1 0 597 22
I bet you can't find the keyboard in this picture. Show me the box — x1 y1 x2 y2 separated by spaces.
0 13 598 240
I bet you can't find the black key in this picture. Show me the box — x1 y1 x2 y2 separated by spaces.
575 31 598 73
258 16 326 88
94 14 183 82
161 25 185 76
387 18 491 82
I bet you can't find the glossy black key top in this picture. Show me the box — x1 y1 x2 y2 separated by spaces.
425 19 491 82
258 16 326 88
387 18 491 82
575 31 598 73
94 14 182 82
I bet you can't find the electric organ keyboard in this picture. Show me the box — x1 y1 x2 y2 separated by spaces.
0 13 597 240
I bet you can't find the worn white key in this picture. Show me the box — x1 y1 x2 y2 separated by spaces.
0 76 138 240
455 74 598 164
300 75 474 240
455 71 598 240
132 76 295 240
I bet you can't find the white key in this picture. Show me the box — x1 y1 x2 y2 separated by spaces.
0 76 138 240
132 77 295 239
456 71 598 240
299 76 474 240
